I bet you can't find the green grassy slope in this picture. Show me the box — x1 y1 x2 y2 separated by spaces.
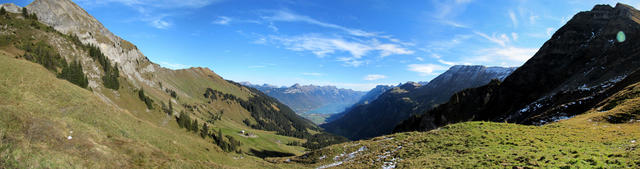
0 52 310 168
277 82 640 168
1 8 336 161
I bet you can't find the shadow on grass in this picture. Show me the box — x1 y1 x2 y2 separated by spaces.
249 149 295 158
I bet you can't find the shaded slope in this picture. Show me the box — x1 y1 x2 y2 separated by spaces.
325 85 395 123
322 65 515 140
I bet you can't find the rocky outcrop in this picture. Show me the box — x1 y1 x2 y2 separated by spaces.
25 0 158 89
0 3 21 13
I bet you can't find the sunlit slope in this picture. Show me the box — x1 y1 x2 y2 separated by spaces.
278 82 640 168
0 53 299 168
0 9 313 160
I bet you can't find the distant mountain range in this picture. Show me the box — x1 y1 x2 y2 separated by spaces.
322 65 517 140
325 85 395 122
241 82 367 123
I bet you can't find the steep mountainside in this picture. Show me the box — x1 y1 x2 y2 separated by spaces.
0 0 345 167
325 85 395 123
322 65 516 140
395 3 640 133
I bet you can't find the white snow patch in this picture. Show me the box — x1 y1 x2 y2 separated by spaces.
318 155 326 160
317 146 368 169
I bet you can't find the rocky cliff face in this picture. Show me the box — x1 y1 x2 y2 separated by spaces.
0 3 21 13
26 0 157 90
395 3 640 133
322 65 516 140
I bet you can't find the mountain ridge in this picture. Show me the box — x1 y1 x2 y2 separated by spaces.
241 82 366 124
322 65 516 140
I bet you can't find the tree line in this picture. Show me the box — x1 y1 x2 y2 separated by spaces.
204 87 348 150
137 88 154 109
21 41 89 88
176 112 242 153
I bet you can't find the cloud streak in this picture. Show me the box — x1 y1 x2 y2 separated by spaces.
213 16 231 25
262 10 378 37
158 61 191 69
509 10 518 28
264 34 413 67
364 74 387 81
302 72 325 76
407 64 449 76
77 0 224 29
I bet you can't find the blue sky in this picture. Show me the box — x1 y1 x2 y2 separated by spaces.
10 0 640 91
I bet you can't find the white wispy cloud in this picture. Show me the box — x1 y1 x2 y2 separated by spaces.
248 63 276 69
302 72 325 76
77 0 223 29
407 64 449 76
213 16 231 25
264 34 413 66
151 19 171 29
248 65 266 69
77 0 223 9
471 31 538 66
438 59 456 66
509 10 518 28
430 0 474 28
475 32 510 47
546 27 555 37
376 43 415 57
425 34 473 54
364 74 387 81
472 46 538 66
158 61 191 69
262 10 378 37
416 57 424 61
439 20 469 28
529 15 539 24
337 57 365 67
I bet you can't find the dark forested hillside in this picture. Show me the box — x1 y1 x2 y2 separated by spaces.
322 65 515 140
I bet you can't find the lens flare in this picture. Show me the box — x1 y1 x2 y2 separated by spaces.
617 31 626 42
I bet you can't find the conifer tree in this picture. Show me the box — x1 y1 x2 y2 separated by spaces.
0 7 6 15
191 119 198 133
21 7 27 18
217 129 223 144
168 100 173 116
200 123 208 138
